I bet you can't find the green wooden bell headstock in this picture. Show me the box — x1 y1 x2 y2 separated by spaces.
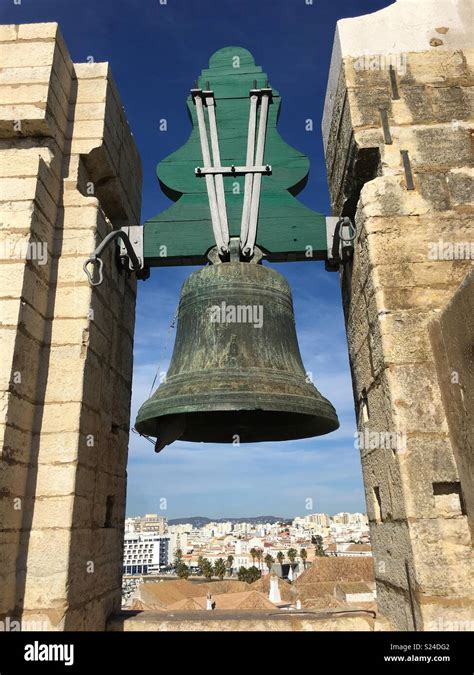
143 46 328 266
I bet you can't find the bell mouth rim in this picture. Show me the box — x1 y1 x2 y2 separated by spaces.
135 408 340 444
135 394 340 442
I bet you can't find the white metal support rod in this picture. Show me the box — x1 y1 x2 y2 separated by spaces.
240 93 258 249
194 94 226 253
195 165 271 176
206 95 230 251
243 92 270 256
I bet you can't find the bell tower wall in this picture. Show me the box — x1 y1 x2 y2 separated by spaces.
323 0 473 631
0 23 141 630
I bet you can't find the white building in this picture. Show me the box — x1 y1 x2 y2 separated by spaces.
333 512 368 526
309 513 330 527
172 531 189 555
216 521 234 535
235 540 249 555
123 533 172 575
234 554 252 568
168 523 194 534
125 513 167 535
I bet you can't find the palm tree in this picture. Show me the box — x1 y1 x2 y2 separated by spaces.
256 548 263 570
264 553 274 572
300 548 308 570
287 548 297 570
276 551 284 569
226 554 234 577
311 535 325 557
250 547 257 565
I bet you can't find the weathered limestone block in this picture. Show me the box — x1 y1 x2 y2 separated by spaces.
375 581 418 632
399 435 460 519
361 449 408 523
369 522 415 589
447 166 474 207
71 63 142 226
383 363 450 434
0 24 73 145
409 518 472 596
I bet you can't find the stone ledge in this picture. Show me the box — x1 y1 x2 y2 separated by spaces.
107 609 381 632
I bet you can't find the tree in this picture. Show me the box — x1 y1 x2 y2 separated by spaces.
214 558 226 580
287 548 297 567
256 548 263 570
201 558 213 580
249 547 257 565
226 554 234 577
237 566 262 583
311 535 325 557
174 548 183 566
246 566 261 583
276 551 284 568
264 553 274 572
197 555 206 571
300 548 308 569
237 566 248 582
175 562 189 579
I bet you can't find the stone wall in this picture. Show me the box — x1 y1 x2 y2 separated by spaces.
430 270 474 543
0 23 141 630
108 608 389 632
323 0 473 631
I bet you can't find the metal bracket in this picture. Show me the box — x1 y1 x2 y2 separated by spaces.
83 227 148 287
207 239 264 265
325 216 356 271
119 226 145 272
195 165 272 176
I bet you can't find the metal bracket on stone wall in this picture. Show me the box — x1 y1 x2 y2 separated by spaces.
325 216 356 272
83 227 148 286
119 226 145 273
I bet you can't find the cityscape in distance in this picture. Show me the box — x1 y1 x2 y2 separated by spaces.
122 511 375 613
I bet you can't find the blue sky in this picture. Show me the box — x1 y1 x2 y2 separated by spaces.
1 0 392 518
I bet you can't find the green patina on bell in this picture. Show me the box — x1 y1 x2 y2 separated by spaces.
135 262 339 451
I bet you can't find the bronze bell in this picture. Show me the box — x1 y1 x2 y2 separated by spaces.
135 262 339 451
